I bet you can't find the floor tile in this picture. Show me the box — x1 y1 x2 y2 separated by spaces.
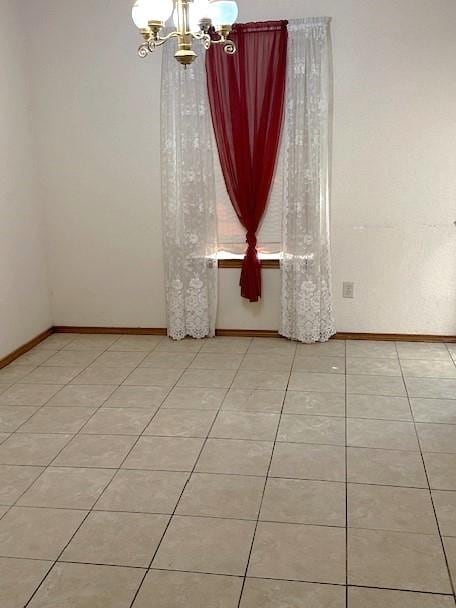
444 537 456 587
42 350 100 368
411 398 456 424
222 389 285 413
347 418 419 450
46 385 116 407
103 385 168 408
62 334 119 350
288 373 345 393
17 467 115 509
348 587 455 608
153 515 256 576
260 478 345 526
241 354 294 372
0 465 45 505
292 356 345 374
347 357 401 376
191 353 244 370
348 484 438 534
94 469 189 513
22 366 83 385
0 557 51 608
347 447 427 487
0 406 38 432
348 528 452 593
347 374 406 396
80 408 154 435
0 384 62 406
406 378 456 399
278 414 345 445
416 423 456 453
232 370 290 390
143 409 216 437
176 473 264 519
0 366 36 384
401 359 456 379
196 439 273 476
177 369 236 389
347 340 397 359
108 335 162 351
200 337 251 354
18 407 94 434
139 352 195 369
134 570 243 608
16 349 58 367
432 491 456 536
347 394 411 420
0 507 86 560
0 505 8 517
61 511 169 567
0 384 12 395
248 338 296 356
282 391 344 417
210 412 280 441
90 351 147 369
52 435 136 468
71 367 132 386
424 453 456 490
397 342 451 360
155 338 204 353
40 334 79 349
248 522 345 584
297 340 345 357
240 579 346 608
270 442 346 482
0 433 72 465
123 367 183 387
161 387 226 410
27 562 144 608
123 436 204 471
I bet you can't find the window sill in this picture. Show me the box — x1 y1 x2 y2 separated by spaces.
218 259 280 269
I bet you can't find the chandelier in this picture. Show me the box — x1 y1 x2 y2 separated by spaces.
132 0 239 66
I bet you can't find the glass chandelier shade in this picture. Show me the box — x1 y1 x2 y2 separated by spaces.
132 0 174 27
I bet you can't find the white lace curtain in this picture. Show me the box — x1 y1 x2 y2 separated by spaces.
280 18 336 343
161 44 218 340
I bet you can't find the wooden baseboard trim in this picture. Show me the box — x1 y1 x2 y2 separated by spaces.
0 328 54 370
334 332 456 343
53 326 168 336
52 326 456 343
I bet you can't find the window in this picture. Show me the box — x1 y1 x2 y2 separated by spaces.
214 137 284 259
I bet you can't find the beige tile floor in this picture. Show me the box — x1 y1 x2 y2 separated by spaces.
0 334 456 607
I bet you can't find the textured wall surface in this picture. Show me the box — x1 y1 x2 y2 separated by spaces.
26 0 456 334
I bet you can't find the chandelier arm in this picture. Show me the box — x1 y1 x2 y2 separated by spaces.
138 31 180 57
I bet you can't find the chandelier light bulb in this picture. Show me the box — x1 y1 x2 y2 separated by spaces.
209 0 239 28
132 0 173 28
132 0 150 29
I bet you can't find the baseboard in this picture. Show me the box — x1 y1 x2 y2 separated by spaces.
1 326 454 370
53 326 168 336
0 328 54 370
52 326 456 343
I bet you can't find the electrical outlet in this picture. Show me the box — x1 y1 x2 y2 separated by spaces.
343 282 355 299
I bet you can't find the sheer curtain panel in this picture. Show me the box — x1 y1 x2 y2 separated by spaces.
161 44 218 340
280 18 336 343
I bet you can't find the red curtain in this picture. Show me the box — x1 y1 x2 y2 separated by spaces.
206 21 288 302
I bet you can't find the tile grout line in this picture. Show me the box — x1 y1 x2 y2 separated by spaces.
235 340 298 608
21 334 171 607
397 350 456 600
126 337 254 608
345 339 349 607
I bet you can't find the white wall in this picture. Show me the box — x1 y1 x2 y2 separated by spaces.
0 0 51 359
27 0 456 334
